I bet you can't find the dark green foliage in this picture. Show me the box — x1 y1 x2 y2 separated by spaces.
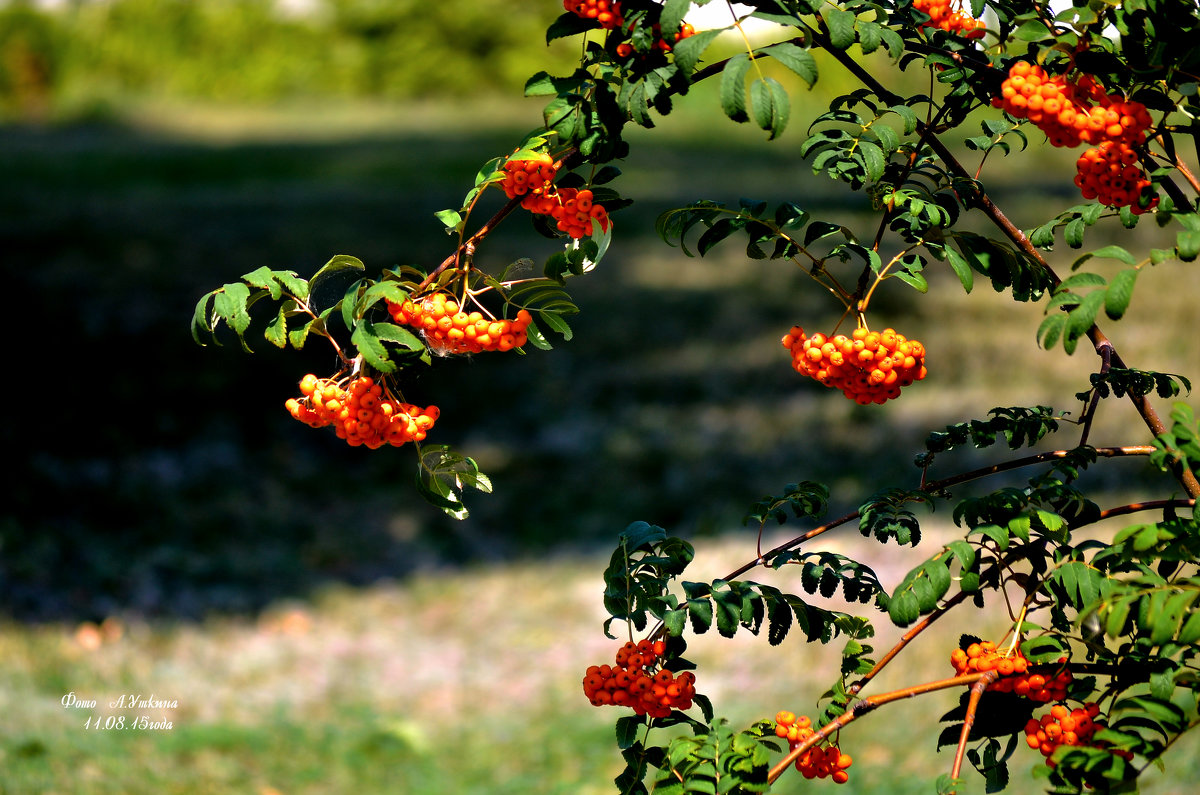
602 522 695 638
1150 404 1200 477
1076 369 1192 403
859 488 930 546
650 719 776 794
921 406 1061 464
744 481 829 526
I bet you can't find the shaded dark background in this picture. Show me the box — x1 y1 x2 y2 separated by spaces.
4 0 1193 623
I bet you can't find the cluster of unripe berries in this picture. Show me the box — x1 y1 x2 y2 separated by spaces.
782 326 927 405
500 153 611 239
950 640 1073 702
993 62 1156 211
562 0 696 58
773 712 853 784
387 293 533 354
285 374 438 448
913 0 986 38
582 639 698 719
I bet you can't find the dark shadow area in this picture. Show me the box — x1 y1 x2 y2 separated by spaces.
0 118 1172 622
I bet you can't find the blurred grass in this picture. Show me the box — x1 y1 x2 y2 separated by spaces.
5 528 1200 793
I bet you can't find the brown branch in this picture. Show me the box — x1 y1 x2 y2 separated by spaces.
1098 498 1196 522
767 672 992 784
722 445 1156 587
1079 340 1113 448
949 673 997 791
1170 143 1200 196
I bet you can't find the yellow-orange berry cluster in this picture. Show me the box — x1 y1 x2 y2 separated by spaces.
1025 703 1099 765
614 22 697 58
563 0 622 29
500 153 610 239
773 712 853 784
500 152 558 205
285 374 438 449
562 0 695 53
582 639 698 719
995 64 1152 148
992 62 1157 211
782 326 927 405
950 640 1073 702
913 0 986 38
387 293 533 355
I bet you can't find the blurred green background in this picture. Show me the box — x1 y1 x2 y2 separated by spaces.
3 1 1199 792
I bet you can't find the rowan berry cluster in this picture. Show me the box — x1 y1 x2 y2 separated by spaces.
387 293 533 354
562 0 695 57
782 326 927 405
1075 141 1155 212
992 61 1157 211
285 374 438 449
563 0 622 29
773 712 853 784
614 22 697 58
582 639 698 718
950 640 1073 702
1025 703 1096 764
500 153 610 239
913 0 986 38
500 152 558 205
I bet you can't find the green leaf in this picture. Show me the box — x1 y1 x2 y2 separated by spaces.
545 12 594 43
1037 313 1065 351
351 319 396 374
945 246 974 293
265 306 288 348
660 0 691 38
1065 217 1087 249
1088 244 1137 265
750 77 790 139
1176 229 1200 261
1105 268 1138 320
538 310 574 341
615 716 642 750
672 29 722 74
523 316 553 351
1064 290 1105 354
858 140 885 182
720 54 751 124
434 208 463 234
888 589 920 626
288 317 320 350
242 266 285 300
1013 19 1054 41
309 254 366 315
822 7 857 50
761 42 818 87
